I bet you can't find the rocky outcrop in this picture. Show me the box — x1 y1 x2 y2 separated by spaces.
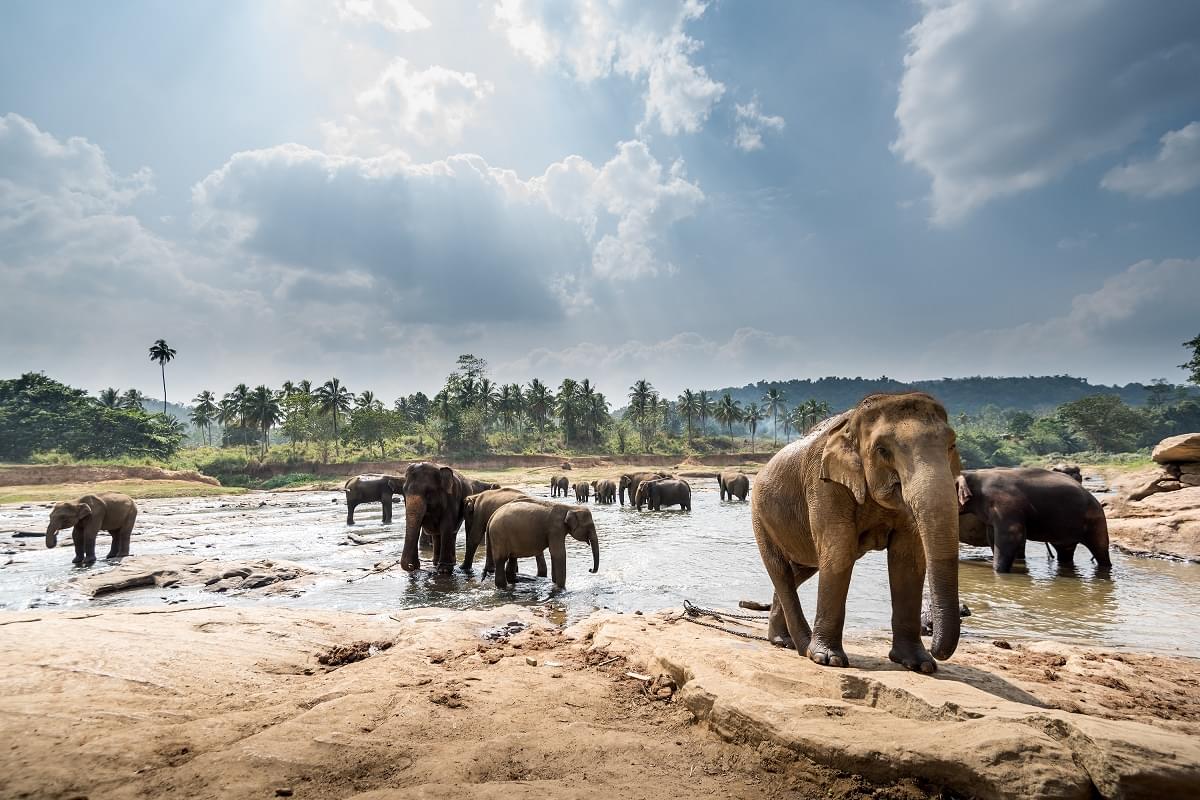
1127 434 1200 501
57 555 313 596
1152 433 1200 464
1103 485 1200 561
578 612 1200 800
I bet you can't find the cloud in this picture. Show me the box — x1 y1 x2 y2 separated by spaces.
1102 122 1200 198
928 258 1200 380
733 96 785 152
337 58 494 149
493 0 725 136
335 0 431 32
893 0 1200 224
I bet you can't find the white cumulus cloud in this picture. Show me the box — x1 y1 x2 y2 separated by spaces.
733 96 785 152
353 58 494 147
893 0 1200 224
1102 122 1200 198
335 0 431 32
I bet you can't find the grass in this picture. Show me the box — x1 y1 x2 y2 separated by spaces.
0 479 246 505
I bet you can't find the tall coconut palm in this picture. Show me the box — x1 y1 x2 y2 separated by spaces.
355 390 381 410
477 377 499 421
119 388 148 411
315 378 354 457
714 392 743 452
509 383 526 437
147 339 176 416
678 389 699 440
246 385 283 457
556 378 580 445
97 387 120 408
697 390 714 436
744 402 766 454
628 379 655 448
762 388 786 447
525 379 551 445
190 390 218 446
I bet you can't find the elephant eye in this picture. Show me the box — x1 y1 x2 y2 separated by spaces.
875 445 890 458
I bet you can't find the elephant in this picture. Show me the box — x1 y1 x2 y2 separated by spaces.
1050 463 1083 484
486 501 599 589
573 481 591 502
468 479 502 494
618 471 671 506
460 488 546 577
751 392 963 674
550 476 569 497
717 471 750 501
401 462 475 574
956 467 1110 573
46 492 138 565
591 479 617 504
634 478 692 511
344 474 404 525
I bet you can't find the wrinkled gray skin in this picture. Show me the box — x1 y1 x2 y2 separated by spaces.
751 392 963 675
590 479 617 504
550 476 570 497
460 488 546 577
344 474 405 525
486 501 599 589
618 471 671 506
634 478 692 511
573 481 591 502
717 471 750 501
401 462 473 574
46 492 138 565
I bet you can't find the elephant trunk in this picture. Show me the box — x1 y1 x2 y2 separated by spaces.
401 495 426 571
45 524 58 549
906 464 961 661
589 529 599 574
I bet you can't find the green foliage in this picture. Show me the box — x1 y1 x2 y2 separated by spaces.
1182 333 1200 386
257 472 321 490
1057 395 1149 452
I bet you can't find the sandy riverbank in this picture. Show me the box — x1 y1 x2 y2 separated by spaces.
1097 466 1200 562
1 604 1197 800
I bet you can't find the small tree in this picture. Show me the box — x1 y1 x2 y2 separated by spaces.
1181 334 1200 386
744 402 766 453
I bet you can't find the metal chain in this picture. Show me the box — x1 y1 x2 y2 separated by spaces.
681 614 771 642
683 599 771 621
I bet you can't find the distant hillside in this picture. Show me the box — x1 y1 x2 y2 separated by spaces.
138 399 192 423
706 376 1197 417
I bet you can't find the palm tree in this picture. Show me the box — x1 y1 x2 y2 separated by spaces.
246 385 283 458
763 388 786 448
315 378 354 457
714 392 743 452
119 388 148 411
628 379 655 449
477 377 499 423
147 339 176 416
97 387 120 408
697 390 714 436
525 379 551 445
789 405 807 436
781 410 793 443
356 390 381 410
556 378 580 445
678 389 699 440
190 390 218 446
744 402 766 453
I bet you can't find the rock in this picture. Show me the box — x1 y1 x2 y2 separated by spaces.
1106 485 1200 561
1128 478 1184 501
525 656 538 666
275 789 293 798
1152 433 1200 464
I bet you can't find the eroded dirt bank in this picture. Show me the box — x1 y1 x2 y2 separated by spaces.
2 605 1197 800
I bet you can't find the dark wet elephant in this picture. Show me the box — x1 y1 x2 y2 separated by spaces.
46 492 138 565
618 471 671 506
717 471 750 501
573 481 590 502
550 476 569 497
401 462 475 574
344 474 405 525
956 467 1110 573
634 478 692 511
591 479 617 504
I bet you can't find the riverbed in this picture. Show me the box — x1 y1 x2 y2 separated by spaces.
3 482 1198 656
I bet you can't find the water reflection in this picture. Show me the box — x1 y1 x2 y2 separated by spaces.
1 484 1197 655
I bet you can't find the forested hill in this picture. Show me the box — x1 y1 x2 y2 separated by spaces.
709 376 1196 417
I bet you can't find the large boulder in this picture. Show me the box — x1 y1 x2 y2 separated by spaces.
1152 433 1200 464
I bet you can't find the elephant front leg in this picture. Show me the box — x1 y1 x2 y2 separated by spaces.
81 522 100 565
886 534 936 673
346 500 357 526
548 538 568 588
535 551 548 578
808 561 854 667
71 523 86 565
992 522 1025 573
382 495 393 525
105 529 120 560
434 519 459 575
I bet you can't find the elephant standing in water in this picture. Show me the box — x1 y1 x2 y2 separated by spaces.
956 467 1110 573
718 471 750 501
486 501 599 589
591 479 617 504
752 392 963 674
550 476 569 497
344 474 404 525
460 488 546 577
618 471 671 506
573 482 591 502
46 492 138 565
401 462 475 574
635 478 692 511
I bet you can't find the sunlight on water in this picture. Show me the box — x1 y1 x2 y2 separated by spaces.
2 484 1198 656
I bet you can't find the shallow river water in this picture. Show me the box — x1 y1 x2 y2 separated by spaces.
2 483 1198 656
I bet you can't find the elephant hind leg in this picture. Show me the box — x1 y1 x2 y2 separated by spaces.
535 551 548 577
1084 517 1112 570
1053 542 1078 565
105 529 120 559
346 499 357 525
758 530 814 652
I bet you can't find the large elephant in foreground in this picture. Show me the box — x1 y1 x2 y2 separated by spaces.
634 478 692 511
618 471 671 506
401 462 475 574
717 471 750 501
486 501 599 589
752 392 963 674
461 488 546 577
344 474 404 525
46 492 138 565
956 467 1110 573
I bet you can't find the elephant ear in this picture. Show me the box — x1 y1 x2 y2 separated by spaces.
949 441 963 477
438 467 456 492
76 499 97 520
820 418 867 505
563 508 580 533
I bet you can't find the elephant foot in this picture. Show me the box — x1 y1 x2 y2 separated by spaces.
83 557 96 566
806 640 849 668
71 557 83 566
768 632 800 651
889 642 937 674
435 563 455 576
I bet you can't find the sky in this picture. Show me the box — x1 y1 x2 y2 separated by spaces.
2 0 1199 404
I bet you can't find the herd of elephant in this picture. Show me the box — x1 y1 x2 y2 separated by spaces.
43 392 1112 676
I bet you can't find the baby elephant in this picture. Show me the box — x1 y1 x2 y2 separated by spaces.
486 501 599 589
344 474 405 525
635 478 692 511
573 481 591 502
717 471 750 501
46 492 138 565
